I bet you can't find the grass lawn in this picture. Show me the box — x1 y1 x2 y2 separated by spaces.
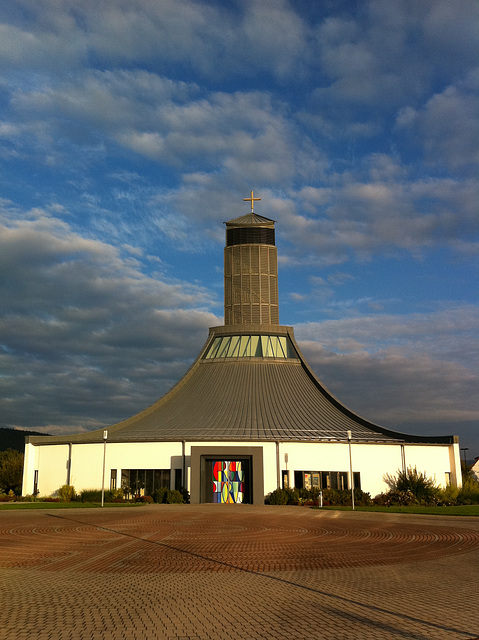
321 504 479 516
0 501 145 510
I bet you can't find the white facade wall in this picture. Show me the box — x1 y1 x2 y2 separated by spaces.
23 443 70 496
403 444 461 489
23 441 185 496
23 439 461 499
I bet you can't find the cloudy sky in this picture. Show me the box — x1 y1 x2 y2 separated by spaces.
1 0 478 456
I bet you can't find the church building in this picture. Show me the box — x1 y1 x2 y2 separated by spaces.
22 193 462 502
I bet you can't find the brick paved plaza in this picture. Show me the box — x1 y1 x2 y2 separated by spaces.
0 505 478 640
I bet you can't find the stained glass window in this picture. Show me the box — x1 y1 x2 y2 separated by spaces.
212 460 245 503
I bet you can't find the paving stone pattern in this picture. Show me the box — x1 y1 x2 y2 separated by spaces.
0 505 478 640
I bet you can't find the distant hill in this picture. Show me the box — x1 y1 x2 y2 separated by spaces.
0 428 51 452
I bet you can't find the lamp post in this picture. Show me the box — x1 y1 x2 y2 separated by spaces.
347 430 355 511
101 430 108 507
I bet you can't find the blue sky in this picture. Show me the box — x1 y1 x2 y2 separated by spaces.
1 0 478 458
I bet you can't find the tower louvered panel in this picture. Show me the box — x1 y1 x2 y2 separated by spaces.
270 276 278 305
250 245 260 273
224 212 279 326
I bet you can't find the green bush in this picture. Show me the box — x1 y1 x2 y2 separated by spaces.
437 484 459 506
153 487 184 504
266 486 372 506
266 487 300 505
267 488 289 505
153 487 168 503
80 488 124 503
0 449 24 495
382 467 440 505
456 477 479 505
80 489 102 502
297 487 372 507
165 489 184 504
57 485 76 502
373 490 419 507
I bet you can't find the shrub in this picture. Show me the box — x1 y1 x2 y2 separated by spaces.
456 477 479 505
153 487 168 504
437 484 460 506
267 488 289 505
136 495 154 503
266 487 299 505
373 490 419 507
153 487 184 504
266 487 371 507
180 488 190 504
57 484 76 502
108 488 124 502
383 467 439 505
80 489 101 502
0 449 24 495
165 489 184 504
80 488 124 503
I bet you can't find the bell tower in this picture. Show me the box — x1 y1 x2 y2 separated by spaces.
224 191 279 326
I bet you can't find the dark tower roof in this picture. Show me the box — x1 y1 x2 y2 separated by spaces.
225 213 275 226
27 195 457 447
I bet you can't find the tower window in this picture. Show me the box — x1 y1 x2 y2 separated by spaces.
204 334 296 359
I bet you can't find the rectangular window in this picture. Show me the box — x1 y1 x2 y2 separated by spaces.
121 469 170 498
294 470 303 489
110 469 117 491
445 472 451 487
304 472 311 490
33 470 39 496
295 471 361 492
353 472 361 490
175 468 182 491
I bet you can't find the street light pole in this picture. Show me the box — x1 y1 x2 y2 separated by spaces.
347 430 355 511
460 447 469 469
101 430 108 508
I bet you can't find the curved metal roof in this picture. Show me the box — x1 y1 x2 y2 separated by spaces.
27 326 456 446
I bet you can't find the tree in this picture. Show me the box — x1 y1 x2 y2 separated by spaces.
0 449 24 495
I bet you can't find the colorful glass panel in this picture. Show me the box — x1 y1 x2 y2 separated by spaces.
212 460 245 504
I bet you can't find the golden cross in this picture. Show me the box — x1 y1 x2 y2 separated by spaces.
243 190 261 213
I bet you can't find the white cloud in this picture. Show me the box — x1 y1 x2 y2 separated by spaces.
9 69 300 182
296 306 479 368
278 170 479 265
0 0 309 81
397 72 479 170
